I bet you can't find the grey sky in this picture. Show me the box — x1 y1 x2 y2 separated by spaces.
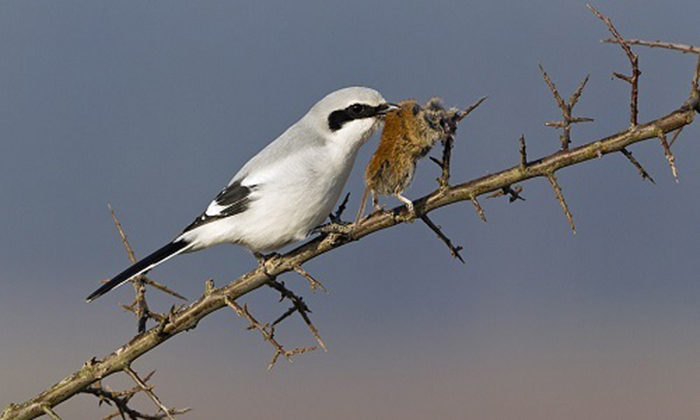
1 1 699 418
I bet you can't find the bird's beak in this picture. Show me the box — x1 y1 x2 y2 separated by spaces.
377 102 400 116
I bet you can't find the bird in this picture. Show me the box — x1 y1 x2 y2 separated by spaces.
87 87 398 302
354 97 458 227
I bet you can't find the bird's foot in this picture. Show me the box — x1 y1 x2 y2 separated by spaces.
253 252 280 280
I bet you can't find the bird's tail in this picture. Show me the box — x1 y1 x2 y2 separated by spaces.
86 240 192 303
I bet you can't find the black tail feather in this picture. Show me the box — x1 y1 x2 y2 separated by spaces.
86 240 189 303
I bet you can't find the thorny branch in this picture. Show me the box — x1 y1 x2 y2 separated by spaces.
487 185 525 202
292 265 327 293
81 372 190 420
3 7 700 420
267 279 327 352
435 96 487 190
419 214 465 263
123 368 175 420
587 4 662 184
225 298 316 370
603 39 700 55
109 206 187 333
539 64 594 149
546 173 576 234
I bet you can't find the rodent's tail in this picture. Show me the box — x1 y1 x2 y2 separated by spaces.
86 240 192 303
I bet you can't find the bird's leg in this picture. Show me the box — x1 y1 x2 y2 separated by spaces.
372 191 383 212
395 193 415 215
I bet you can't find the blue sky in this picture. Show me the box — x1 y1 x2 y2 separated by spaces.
1 1 699 418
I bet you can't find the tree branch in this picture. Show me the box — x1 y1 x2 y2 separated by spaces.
3 95 695 420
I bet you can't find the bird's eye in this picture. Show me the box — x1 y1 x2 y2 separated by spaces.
348 104 366 116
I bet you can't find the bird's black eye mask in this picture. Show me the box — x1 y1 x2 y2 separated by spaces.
328 103 391 131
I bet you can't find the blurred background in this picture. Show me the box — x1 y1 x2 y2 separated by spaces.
1 1 699 418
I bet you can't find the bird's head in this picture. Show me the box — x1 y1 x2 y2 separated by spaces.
306 87 398 149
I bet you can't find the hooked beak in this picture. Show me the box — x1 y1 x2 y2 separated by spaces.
376 102 400 116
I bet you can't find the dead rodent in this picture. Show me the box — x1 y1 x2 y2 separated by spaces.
355 97 459 227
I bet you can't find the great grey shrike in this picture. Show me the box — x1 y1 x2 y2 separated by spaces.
87 86 397 302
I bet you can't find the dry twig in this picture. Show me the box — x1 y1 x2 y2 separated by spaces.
470 195 487 222
267 280 327 352
225 297 315 370
419 214 465 263
292 265 327 293
108 207 187 333
124 368 175 420
539 65 594 149
603 38 700 55
587 5 661 183
39 407 60 420
655 128 679 182
487 185 525 202
436 96 487 190
546 173 576 234
519 135 528 169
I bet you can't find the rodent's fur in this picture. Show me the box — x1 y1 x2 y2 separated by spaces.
355 98 459 226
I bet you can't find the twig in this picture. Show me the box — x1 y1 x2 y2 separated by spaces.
225 297 316 370
519 135 528 169
83 379 189 420
546 173 576 234
587 4 640 127
587 5 663 185
124 367 175 420
109 207 187 333
438 96 487 190
455 96 488 123
470 196 487 222
39 406 61 420
419 214 465 263
694 54 700 98
292 265 327 293
487 185 525 202
267 280 327 352
109 205 151 332
603 38 700 55
139 278 187 301
539 64 593 149
619 148 655 183
655 128 679 182
669 127 684 147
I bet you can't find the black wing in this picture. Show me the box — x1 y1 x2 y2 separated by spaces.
182 180 257 232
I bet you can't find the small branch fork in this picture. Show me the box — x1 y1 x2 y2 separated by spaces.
424 96 487 261
539 64 594 150
225 256 329 370
108 206 187 334
4 8 700 420
588 4 686 183
225 297 316 371
432 96 487 191
267 279 327 353
81 370 190 420
536 65 593 231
